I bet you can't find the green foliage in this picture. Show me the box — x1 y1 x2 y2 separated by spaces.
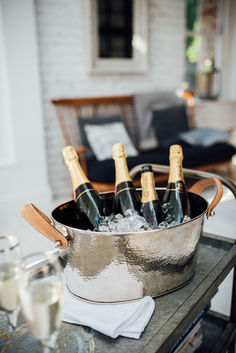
185 0 200 64
186 35 201 63
186 0 199 31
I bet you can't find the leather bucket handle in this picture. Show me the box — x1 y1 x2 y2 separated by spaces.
189 177 223 218
21 203 68 249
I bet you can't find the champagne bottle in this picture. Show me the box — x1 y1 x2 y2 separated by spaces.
62 146 109 230
140 165 163 229
162 144 191 223
112 143 140 215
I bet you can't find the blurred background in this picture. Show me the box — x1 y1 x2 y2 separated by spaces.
0 0 236 316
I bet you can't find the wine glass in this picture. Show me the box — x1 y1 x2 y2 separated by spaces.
0 235 21 332
19 252 63 353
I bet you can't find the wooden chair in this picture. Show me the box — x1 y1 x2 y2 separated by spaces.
52 95 236 192
51 95 140 191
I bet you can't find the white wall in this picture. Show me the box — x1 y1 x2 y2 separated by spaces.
0 0 52 209
0 1 15 166
35 0 186 199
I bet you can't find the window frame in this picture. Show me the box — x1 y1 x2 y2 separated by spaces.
86 0 148 74
184 0 223 95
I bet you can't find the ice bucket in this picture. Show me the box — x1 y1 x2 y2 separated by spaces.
21 165 226 303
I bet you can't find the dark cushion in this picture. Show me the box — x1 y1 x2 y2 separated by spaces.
78 116 121 159
181 143 236 168
178 127 231 147
87 142 236 183
87 147 169 183
152 104 190 147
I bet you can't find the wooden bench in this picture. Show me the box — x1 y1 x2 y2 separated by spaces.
52 95 236 191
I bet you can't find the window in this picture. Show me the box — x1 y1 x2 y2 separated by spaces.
98 0 133 59
185 0 201 92
87 0 148 74
185 0 222 98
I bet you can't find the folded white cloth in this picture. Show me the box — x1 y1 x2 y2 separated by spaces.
62 277 155 339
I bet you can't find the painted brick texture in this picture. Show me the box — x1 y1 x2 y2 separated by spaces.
35 0 185 198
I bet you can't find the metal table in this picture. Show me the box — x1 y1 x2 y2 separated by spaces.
1 232 236 353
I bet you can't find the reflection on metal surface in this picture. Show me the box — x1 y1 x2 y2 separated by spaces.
63 216 203 302
52 191 207 303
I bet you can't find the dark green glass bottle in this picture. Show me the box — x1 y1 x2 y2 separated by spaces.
162 145 191 223
112 143 140 215
62 146 109 230
140 165 163 228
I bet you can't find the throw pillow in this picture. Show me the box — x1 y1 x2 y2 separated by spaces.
152 104 190 147
78 116 121 159
178 127 231 147
84 122 138 161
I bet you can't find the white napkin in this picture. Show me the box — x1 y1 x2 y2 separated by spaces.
62 277 155 339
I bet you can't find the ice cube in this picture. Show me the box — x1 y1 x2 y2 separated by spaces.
158 221 169 229
124 209 139 217
162 203 174 214
169 220 179 227
114 213 123 221
183 215 191 223
131 216 146 231
98 225 108 232
116 217 132 232
164 214 175 224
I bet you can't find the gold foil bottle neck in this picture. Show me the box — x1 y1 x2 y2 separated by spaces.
113 143 132 185
168 145 184 183
62 146 79 164
169 144 183 161
62 145 89 189
112 143 127 159
141 171 158 203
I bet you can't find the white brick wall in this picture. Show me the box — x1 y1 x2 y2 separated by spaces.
35 0 185 199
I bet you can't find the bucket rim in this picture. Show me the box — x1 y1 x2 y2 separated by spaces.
51 190 209 236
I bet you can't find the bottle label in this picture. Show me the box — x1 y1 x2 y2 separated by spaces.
142 190 156 203
141 172 158 203
75 182 101 201
166 181 186 192
115 181 135 195
168 160 185 184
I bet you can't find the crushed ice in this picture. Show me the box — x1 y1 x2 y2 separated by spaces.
94 203 191 233
96 209 150 233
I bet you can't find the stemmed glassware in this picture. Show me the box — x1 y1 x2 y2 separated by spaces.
0 235 22 332
19 252 63 353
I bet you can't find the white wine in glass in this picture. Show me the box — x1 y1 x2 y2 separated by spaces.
19 252 63 353
0 235 21 332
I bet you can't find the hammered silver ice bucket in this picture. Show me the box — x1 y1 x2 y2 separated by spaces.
21 166 226 303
